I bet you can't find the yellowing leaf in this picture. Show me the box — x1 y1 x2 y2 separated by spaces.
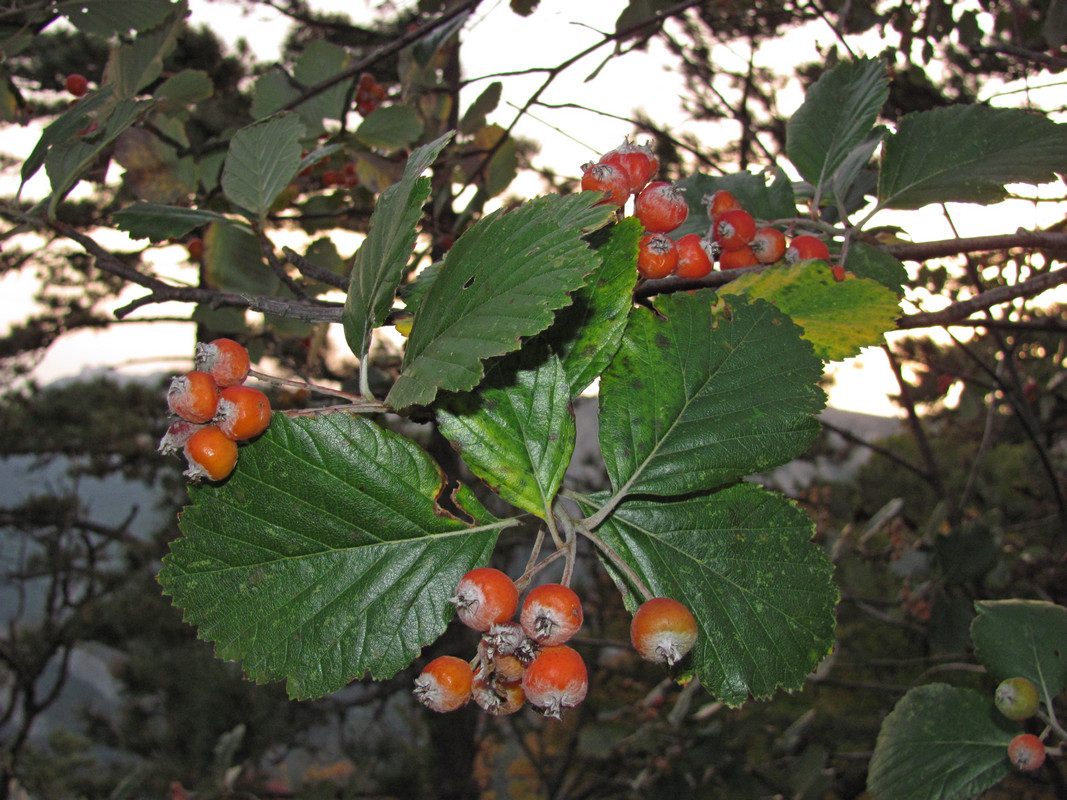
719 261 900 361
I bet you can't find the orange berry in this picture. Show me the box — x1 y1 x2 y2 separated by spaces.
637 233 678 279
630 597 697 665
580 162 630 207
472 675 525 716
521 583 583 646
718 245 759 270
451 568 519 632
183 425 239 482
195 338 250 387
674 233 715 279
186 237 204 261
598 138 659 194
521 645 587 719
413 655 473 713
751 227 787 263
216 385 272 441
167 371 219 424
703 189 741 223
785 234 830 263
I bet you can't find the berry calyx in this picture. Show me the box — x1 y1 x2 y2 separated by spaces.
718 245 759 271
713 208 757 251
183 425 239 482
158 419 206 456
580 162 630 207
521 645 588 719
195 338 250 387
995 676 1041 720
471 674 525 716
521 583 583 646
216 385 272 441
703 189 742 223
634 181 689 233
65 73 89 97
451 567 519 632
674 233 715 279
785 234 830 264
637 233 678 279
630 597 697 665
1008 733 1046 771
751 227 787 264
167 371 220 424
598 138 659 194
413 655 473 713
484 620 537 664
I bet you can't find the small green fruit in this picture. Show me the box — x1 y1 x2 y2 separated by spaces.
995 676 1040 720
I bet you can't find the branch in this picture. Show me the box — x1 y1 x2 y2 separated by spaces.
885 231 1067 262
897 267 1067 330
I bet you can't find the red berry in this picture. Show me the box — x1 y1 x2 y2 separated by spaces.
195 338 250 387
630 597 697 666
216 385 272 441
471 674 525 716
580 162 630 207
831 264 848 281
521 583 583 646
750 227 787 263
634 181 689 233
703 189 742 223
598 138 659 194
521 645 588 719
183 425 239 482
718 245 759 270
1008 733 1046 771
186 237 204 262
356 72 387 116
167 371 219 424
713 208 757 251
322 169 343 187
673 233 715 279
636 233 678 279
451 568 519 632
65 73 89 97
785 235 830 264
413 655 473 713
158 419 206 456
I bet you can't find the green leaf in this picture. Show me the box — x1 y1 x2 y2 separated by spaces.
672 167 797 239
878 105 1067 209
460 81 502 135
719 261 900 362
20 87 114 192
971 599 1067 695
786 58 889 191
158 414 504 700
112 203 230 242
355 105 425 149
291 41 353 133
544 217 640 398
101 16 182 100
342 132 454 369
385 192 615 410
203 220 277 295
438 343 574 519
867 684 1015 800
843 240 909 293
221 113 305 222
583 484 837 705
154 69 213 106
57 0 184 36
598 292 825 498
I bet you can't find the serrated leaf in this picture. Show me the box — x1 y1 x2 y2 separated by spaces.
342 132 454 369
385 192 615 410
672 167 796 239
355 105 425 149
438 344 574 519
221 113 305 222
719 261 900 361
154 69 213 106
878 105 1067 209
599 292 825 498
867 684 1015 800
291 41 352 133
543 217 640 398
843 240 908 293
158 414 504 700
971 599 1067 695
112 203 230 241
57 0 183 36
786 58 889 191
21 87 114 192
584 484 836 706
460 81 502 135
101 17 182 100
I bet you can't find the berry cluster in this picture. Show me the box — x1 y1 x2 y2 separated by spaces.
580 140 842 281
994 676 1052 772
159 338 271 482
414 567 698 720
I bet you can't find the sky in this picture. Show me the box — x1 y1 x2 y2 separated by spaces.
3 0 1065 415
